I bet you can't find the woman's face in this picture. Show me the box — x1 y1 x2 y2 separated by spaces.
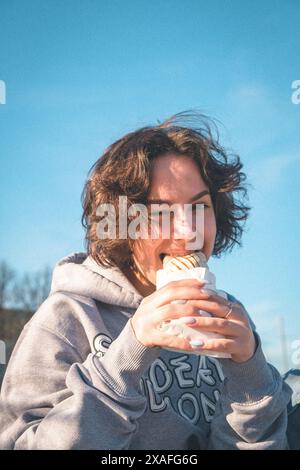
127 153 217 295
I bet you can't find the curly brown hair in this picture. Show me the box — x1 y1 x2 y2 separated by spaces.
81 111 251 269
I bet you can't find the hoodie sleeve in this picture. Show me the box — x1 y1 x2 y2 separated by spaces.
0 307 160 450
207 295 292 450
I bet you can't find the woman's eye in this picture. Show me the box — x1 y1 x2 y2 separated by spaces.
149 204 210 218
190 204 210 210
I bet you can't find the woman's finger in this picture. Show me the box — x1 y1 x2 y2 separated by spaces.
150 279 208 308
180 316 242 337
150 328 214 354
186 298 242 321
189 338 236 354
153 302 203 324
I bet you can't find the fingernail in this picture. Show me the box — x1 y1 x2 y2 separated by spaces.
178 316 197 325
190 339 204 348
197 310 211 318
200 288 214 295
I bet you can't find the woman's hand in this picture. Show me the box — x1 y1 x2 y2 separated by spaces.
131 279 256 363
131 279 210 353
184 290 257 363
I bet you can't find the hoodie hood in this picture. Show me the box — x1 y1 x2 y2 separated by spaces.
50 252 143 309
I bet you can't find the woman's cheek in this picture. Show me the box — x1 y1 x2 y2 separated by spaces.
204 213 217 255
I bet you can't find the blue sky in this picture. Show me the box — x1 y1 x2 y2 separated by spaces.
0 0 299 372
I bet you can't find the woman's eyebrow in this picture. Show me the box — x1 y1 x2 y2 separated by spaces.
146 190 210 205
189 190 210 202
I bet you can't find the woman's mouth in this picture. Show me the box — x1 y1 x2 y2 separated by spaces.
159 251 193 262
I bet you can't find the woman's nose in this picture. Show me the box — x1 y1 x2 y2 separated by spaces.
172 208 204 249
173 215 195 240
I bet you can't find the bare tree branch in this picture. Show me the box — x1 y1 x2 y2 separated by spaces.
11 265 52 312
0 261 15 309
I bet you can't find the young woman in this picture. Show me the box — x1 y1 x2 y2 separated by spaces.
0 112 291 449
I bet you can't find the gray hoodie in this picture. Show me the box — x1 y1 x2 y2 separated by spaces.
0 252 291 450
